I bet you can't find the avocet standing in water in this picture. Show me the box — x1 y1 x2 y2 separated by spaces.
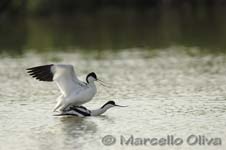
27 64 106 112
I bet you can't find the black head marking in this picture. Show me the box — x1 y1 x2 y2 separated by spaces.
101 101 116 109
86 72 97 83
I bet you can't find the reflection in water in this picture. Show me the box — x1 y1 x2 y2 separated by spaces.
59 117 97 149
59 117 97 137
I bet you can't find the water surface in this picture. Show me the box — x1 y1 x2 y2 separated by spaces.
1 6 226 150
0 48 226 150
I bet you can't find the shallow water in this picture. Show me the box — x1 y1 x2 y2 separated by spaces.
1 5 226 149
0 47 226 150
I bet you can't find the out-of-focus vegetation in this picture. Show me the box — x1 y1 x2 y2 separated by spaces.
1 0 226 56
0 0 226 16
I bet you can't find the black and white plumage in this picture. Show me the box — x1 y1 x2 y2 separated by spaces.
27 64 54 81
27 64 100 112
54 101 127 117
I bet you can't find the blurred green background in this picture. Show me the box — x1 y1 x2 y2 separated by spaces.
1 0 226 55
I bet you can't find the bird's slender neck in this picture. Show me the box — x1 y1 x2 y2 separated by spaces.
91 106 111 116
87 81 96 87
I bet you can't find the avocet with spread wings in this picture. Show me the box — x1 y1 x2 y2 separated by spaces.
27 64 105 112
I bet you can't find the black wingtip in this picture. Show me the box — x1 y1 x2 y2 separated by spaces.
26 64 54 82
26 67 33 70
26 64 54 70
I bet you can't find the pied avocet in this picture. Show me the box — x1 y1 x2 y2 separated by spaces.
54 101 126 117
27 64 106 112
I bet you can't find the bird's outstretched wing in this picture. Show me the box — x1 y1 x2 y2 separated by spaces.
27 64 86 96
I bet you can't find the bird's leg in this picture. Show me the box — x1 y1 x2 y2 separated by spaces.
62 104 71 112
53 98 64 112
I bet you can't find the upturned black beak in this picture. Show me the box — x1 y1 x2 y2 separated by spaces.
97 79 111 88
114 104 128 107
